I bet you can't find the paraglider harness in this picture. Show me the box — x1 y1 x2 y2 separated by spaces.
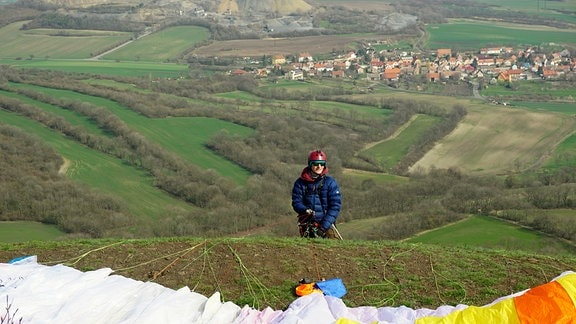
298 177 326 238
298 213 323 238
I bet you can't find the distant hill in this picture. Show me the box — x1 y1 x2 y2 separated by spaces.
33 0 313 15
216 0 312 15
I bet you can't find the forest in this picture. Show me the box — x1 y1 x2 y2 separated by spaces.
1 65 575 243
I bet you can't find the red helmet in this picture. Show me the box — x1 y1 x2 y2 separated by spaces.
308 150 327 165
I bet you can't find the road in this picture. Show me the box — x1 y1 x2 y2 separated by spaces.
88 30 152 60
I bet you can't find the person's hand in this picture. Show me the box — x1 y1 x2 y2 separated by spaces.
314 223 326 238
306 209 314 215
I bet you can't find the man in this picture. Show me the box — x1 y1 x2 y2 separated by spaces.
292 150 342 239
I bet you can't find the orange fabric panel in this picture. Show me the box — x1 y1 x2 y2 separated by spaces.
514 280 576 323
295 283 321 296
556 273 576 307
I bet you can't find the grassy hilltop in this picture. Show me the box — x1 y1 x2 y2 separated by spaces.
2 237 576 311
0 0 576 312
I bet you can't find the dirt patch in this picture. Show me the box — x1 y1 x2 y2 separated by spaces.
58 157 71 175
2 239 574 310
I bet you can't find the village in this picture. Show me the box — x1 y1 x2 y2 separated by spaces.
233 45 575 87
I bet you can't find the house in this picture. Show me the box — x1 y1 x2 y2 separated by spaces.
286 69 304 80
556 65 572 74
331 70 345 78
480 47 502 55
462 64 475 74
542 69 558 79
440 70 453 80
497 68 524 81
477 57 495 66
272 55 286 65
366 72 380 81
312 62 324 73
472 70 484 78
255 68 269 78
507 69 523 80
369 60 384 73
298 52 313 63
437 48 452 57
383 67 401 81
334 61 347 70
344 51 357 61
427 72 440 82
401 56 413 65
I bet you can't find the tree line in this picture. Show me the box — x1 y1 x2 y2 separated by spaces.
0 124 141 237
0 66 575 245
20 12 144 32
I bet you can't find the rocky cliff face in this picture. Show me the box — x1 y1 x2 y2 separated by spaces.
38 0 313 15
42 0 140 8
217 0 313 15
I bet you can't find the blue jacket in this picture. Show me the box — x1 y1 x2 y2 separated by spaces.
292 167 342 231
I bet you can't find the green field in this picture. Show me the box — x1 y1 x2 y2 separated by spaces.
545 134 576 170
4 59 189 78
0 21 132 59
473 0 576 12
471 0 576 24
0 222 64 242
360 114 440 171
0 109 196 219
6 82 254 183
310 100 392 119
406 215 576 255
136 117 253 183
216 90 265 102
482 81 576 99
103 26 210 62
426 21 576 49
343 169 408 185
480 81 576 114
512 101 576 114
0 89 111 137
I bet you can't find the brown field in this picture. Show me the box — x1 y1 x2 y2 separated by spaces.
410 105 576 175
344 91 575 176
316 0 393 11
191 34 401 57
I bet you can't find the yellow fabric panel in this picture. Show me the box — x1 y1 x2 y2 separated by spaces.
414 274 576 324
514 280 576 323
415 298 520 324
335 319 362 324
556 273 576 307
